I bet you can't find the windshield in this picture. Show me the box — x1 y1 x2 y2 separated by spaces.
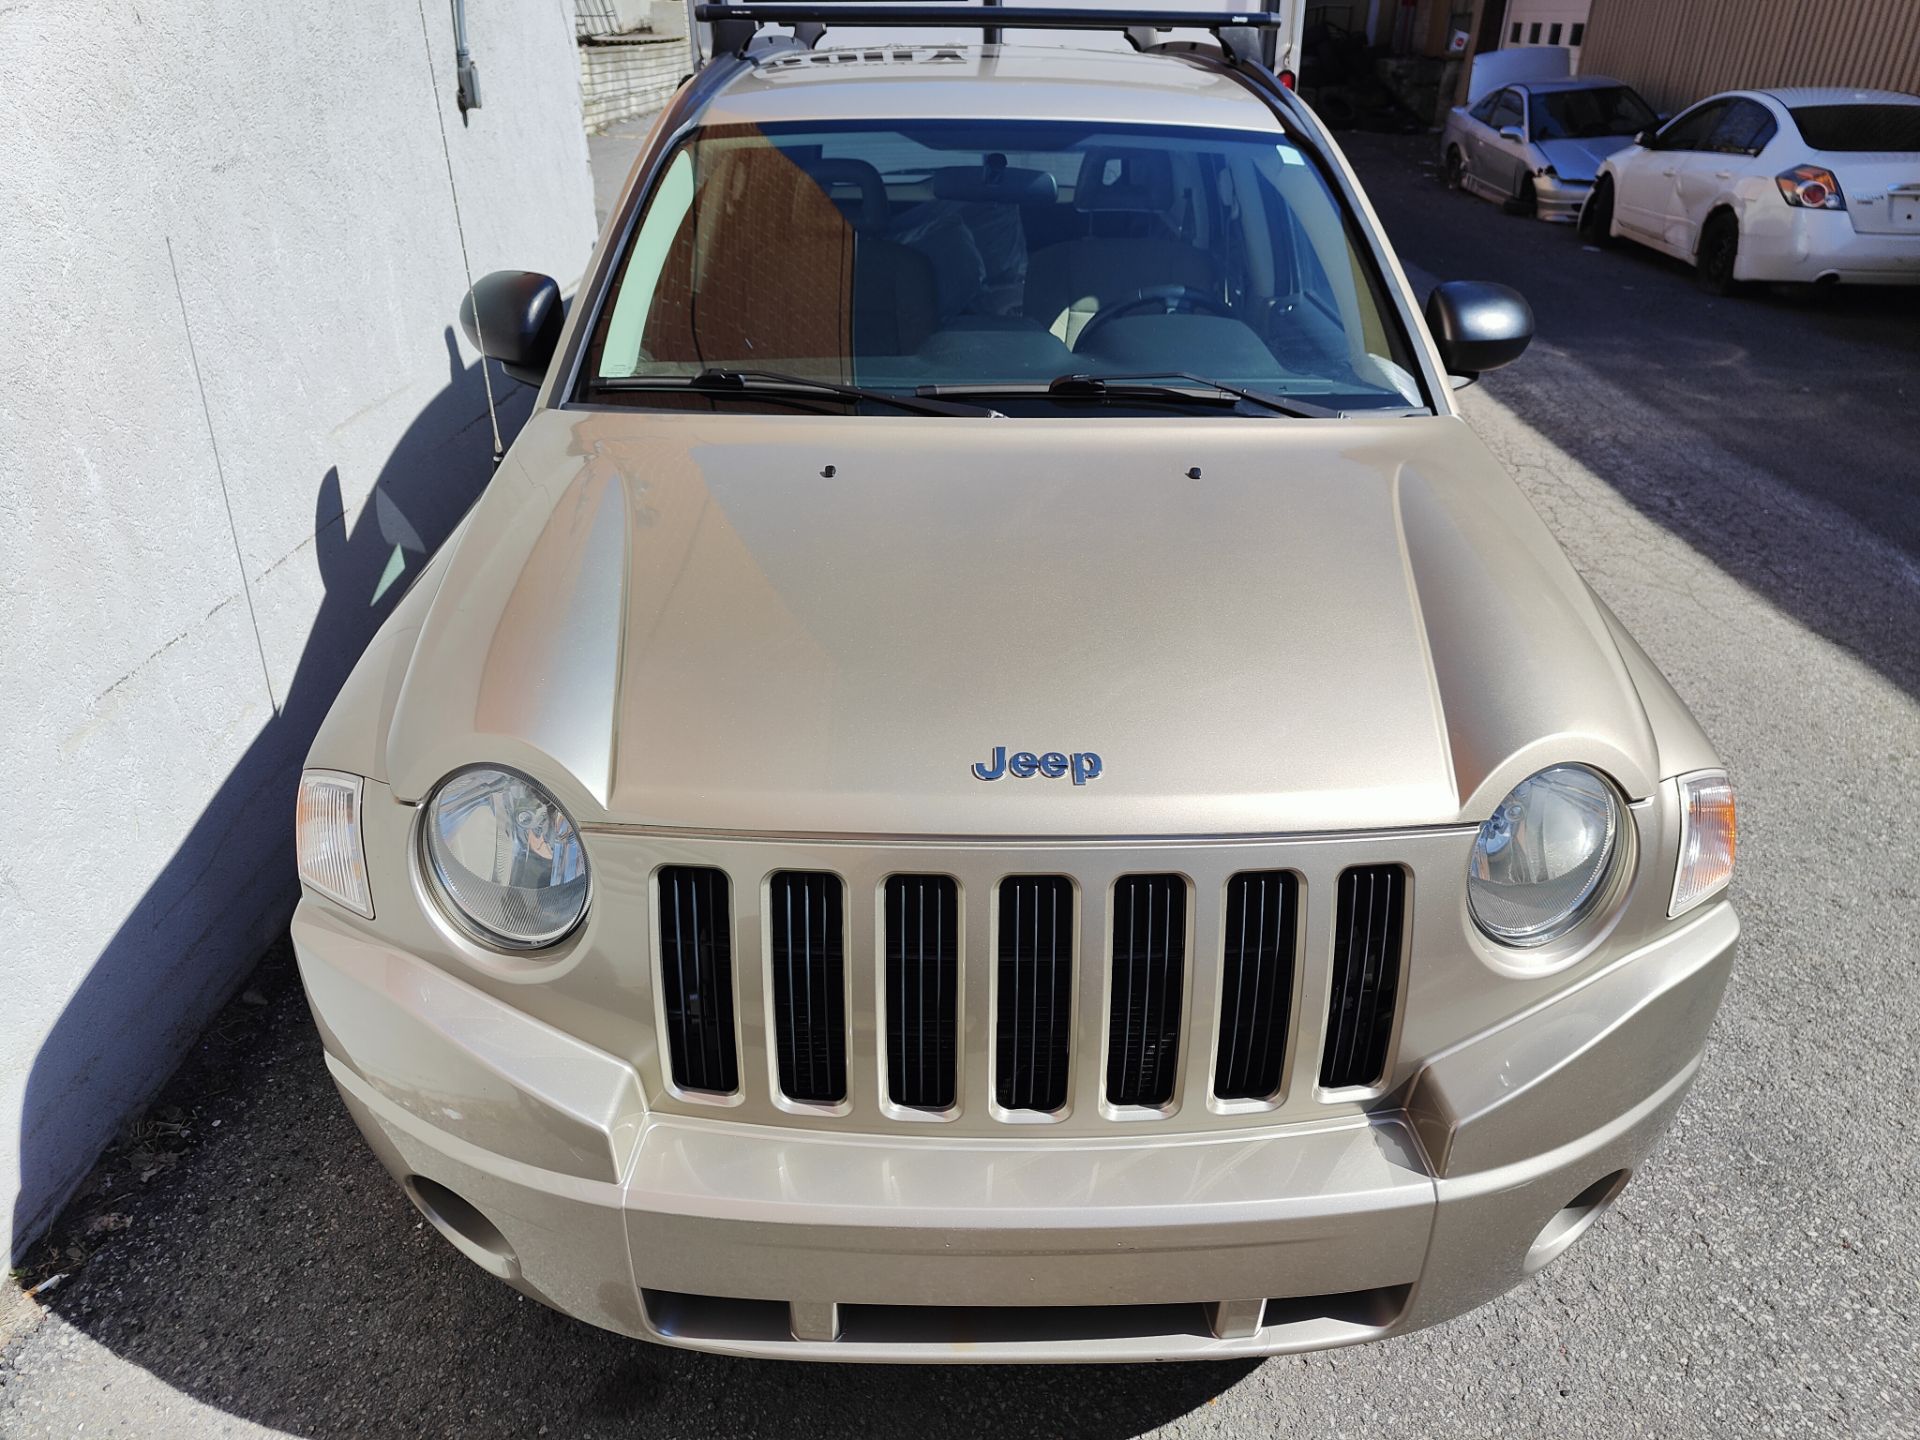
580 119 1426 414
1530 86 1656 141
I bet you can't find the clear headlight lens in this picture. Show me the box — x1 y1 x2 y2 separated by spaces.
424 767 589 949
1670 769 1736 917
1468 764 1622 948
297 770 373 918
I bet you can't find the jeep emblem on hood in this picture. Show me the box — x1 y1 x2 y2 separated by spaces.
971 747 1102 785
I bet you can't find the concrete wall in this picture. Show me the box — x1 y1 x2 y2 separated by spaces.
0 0 597 1262
1582 0 1920 113
577 0 674 37
581 34 688 132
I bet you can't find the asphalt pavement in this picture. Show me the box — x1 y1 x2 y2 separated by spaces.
3 130 1918 1440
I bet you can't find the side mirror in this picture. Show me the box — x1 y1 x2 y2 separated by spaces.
458 270 563 387
1634 128 1657 148
1498 125 1525 143
1425 280 1534 379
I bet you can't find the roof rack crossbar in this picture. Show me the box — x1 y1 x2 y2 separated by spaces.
694 4 1288 22
694 3 1286 60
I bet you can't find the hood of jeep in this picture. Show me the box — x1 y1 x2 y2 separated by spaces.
384 408 1658 834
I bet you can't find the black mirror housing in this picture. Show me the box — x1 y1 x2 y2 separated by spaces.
458 270 563 387
1425 280 1534 378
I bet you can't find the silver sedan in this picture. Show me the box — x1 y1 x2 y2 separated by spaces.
1442 75 1659 221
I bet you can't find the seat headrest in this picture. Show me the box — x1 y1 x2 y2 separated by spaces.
798 158 890 232
1072 148 1175 213
930 164 1059 206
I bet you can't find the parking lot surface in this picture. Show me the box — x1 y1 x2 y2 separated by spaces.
3 131 1918 1440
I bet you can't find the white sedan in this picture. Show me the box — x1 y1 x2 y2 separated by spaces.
1580 87 1920 294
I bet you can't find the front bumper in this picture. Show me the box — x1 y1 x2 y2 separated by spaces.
294 894 1735 1362
1533 173 1592 223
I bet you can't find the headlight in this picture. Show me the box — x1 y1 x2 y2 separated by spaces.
423 767 589 949
1468 764 1623 948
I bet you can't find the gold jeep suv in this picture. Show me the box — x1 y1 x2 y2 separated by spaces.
290 3 1739 1362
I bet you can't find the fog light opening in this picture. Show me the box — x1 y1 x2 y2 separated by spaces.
404 1175 519 1281
1524 1169 1630 1275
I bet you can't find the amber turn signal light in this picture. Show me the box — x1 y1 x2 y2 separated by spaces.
1670 770 1735 917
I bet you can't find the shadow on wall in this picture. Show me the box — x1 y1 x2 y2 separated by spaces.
11 328 527 1264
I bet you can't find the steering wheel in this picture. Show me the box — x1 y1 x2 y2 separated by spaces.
1076 285 1233 350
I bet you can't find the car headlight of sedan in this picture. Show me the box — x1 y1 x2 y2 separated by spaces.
1468 764 1623 948
423 767 590 949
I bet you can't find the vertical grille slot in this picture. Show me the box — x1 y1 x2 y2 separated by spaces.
995 877 1074 1113
768 871 847 1103
1321 865 1405 1090
657 866 738 1093
884 875 960 1110
1105 875 1187 1107
1213 870 1297 1101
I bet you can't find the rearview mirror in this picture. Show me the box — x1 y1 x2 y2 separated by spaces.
458 270 563 387
1425 281 1534 379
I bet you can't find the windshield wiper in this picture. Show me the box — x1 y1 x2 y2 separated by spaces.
1057 372 1346 419
920 371 1344 419
594 368 998 418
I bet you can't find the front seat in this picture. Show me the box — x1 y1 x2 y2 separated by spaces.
640 151 937 367
1024 148 1218 347
799 158 939 357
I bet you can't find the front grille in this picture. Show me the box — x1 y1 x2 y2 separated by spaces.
768 871 847 1103
884 875 960 1110
647 845 1426 1128
1213 871 1297 1101
1106 875 1187 1107
657 866 739 1093
1320 865 1406 1090
996 877 1074 1113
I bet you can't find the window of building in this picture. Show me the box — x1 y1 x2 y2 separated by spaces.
1510 21 1521 42
1528 22 1542 43
1570 23 1586 45
1549 22 1563 43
